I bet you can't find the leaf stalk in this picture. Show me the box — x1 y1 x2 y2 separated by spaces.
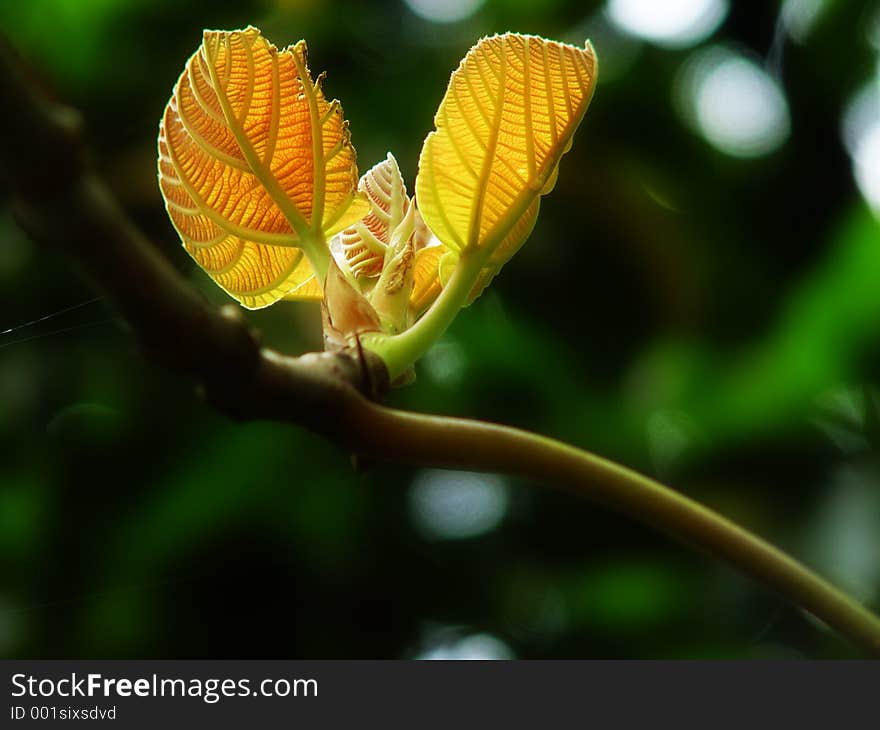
361 249 486 378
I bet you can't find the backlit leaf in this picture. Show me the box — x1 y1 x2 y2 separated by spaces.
157 26 366 309
415 33 597 268
409 243 445 317
339 153 410 278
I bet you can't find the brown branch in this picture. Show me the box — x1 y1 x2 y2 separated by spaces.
3 38 880 656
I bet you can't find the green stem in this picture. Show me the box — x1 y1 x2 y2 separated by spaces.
361 250 485 378
303 230 330 284
346 401 880 656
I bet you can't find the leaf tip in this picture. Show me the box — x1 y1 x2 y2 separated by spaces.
584 39 599 79
288 39 309 65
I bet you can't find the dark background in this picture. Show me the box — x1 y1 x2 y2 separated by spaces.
1 0 879 658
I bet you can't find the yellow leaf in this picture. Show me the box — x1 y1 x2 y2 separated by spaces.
283 258 324 301
157 26 365 309
338 152 411 278
409 244 443 317
415 33 597 266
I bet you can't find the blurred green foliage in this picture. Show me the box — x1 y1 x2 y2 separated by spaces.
1 0 879 658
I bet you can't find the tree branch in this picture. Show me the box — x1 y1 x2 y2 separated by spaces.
2 37 879 656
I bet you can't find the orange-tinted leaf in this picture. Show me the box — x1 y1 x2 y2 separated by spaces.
339 153 410 278
158 26 365 308
415 33 596 265
283 261 324 301
184 238 315 309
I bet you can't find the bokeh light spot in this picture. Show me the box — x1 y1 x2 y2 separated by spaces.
605 0 728 49
422 338 468 387
852 125 880 214
646 410 699 477
416 630 515 659
806 468 880 604
572 12 641 84
409 469 509 540
780 0 832 43
403 0 485 24
842 82 880 214
677 46 791 158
